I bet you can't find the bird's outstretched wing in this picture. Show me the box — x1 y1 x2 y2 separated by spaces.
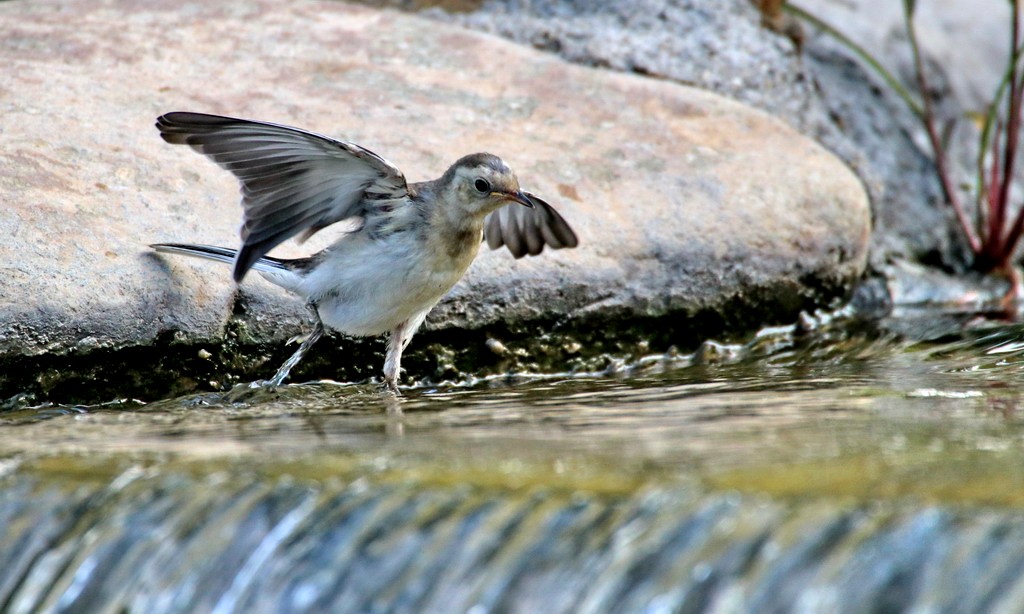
484 191 579 258
156 112 409 281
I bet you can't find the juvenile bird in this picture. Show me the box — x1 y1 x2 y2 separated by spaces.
151 112 578 392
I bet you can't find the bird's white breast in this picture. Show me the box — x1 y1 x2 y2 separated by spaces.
297 230 478 336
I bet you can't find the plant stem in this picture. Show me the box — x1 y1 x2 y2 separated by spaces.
785 3 924 118
976 44 1022 209
995 0 1024 263
904 2 982 253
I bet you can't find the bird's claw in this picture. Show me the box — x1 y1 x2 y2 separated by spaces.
286 333 309 346
222 379 280 403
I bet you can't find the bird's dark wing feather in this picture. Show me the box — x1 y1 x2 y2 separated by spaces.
156 112 408 281
483 191 579 258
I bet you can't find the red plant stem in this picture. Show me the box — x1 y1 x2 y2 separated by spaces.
994 1 1024 263
907 12 982 254
983 123 1004 265
989 124 1003 213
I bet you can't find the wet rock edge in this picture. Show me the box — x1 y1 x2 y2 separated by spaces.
1 274 849 407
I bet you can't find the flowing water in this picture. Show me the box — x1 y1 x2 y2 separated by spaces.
4 308 1024 612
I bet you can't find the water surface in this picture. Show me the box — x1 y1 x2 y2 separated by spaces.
6 312 1024 495
3 312 1024 611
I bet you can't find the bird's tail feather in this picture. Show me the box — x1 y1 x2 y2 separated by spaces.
151 243 300 289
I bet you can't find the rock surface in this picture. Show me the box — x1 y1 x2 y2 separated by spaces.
809 0 1011 112
445 0 988 270
799 0 996 270
0 0 868 387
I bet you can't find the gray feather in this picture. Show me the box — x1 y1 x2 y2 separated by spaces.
483 191 579 258
156 112 408 281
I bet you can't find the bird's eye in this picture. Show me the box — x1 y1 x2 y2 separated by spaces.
474 178 491 193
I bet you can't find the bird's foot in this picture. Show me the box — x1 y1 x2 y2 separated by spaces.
222 379 280 403
381 378 402 396
285 332 312 346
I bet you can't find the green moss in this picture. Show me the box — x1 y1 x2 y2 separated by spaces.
12 447 667 500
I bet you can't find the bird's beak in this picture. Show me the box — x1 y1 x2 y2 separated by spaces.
494 190 535 208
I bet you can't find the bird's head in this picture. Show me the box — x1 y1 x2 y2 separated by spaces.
441 153 535 216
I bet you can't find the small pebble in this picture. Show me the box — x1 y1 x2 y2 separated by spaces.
485 338 507 356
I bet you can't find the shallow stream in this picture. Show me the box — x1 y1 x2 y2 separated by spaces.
3 308 1024 612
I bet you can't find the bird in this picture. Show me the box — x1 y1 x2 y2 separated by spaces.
151 112 578 393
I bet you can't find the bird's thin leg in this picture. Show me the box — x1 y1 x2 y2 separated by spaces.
383 320 410 394
383 311 428 394
267 305 324 387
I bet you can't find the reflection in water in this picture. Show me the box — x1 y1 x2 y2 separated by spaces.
4 315 1024 610
385 394 405 438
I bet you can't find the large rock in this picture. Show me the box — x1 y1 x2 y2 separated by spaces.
0 0 868 381
444 0 975 270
